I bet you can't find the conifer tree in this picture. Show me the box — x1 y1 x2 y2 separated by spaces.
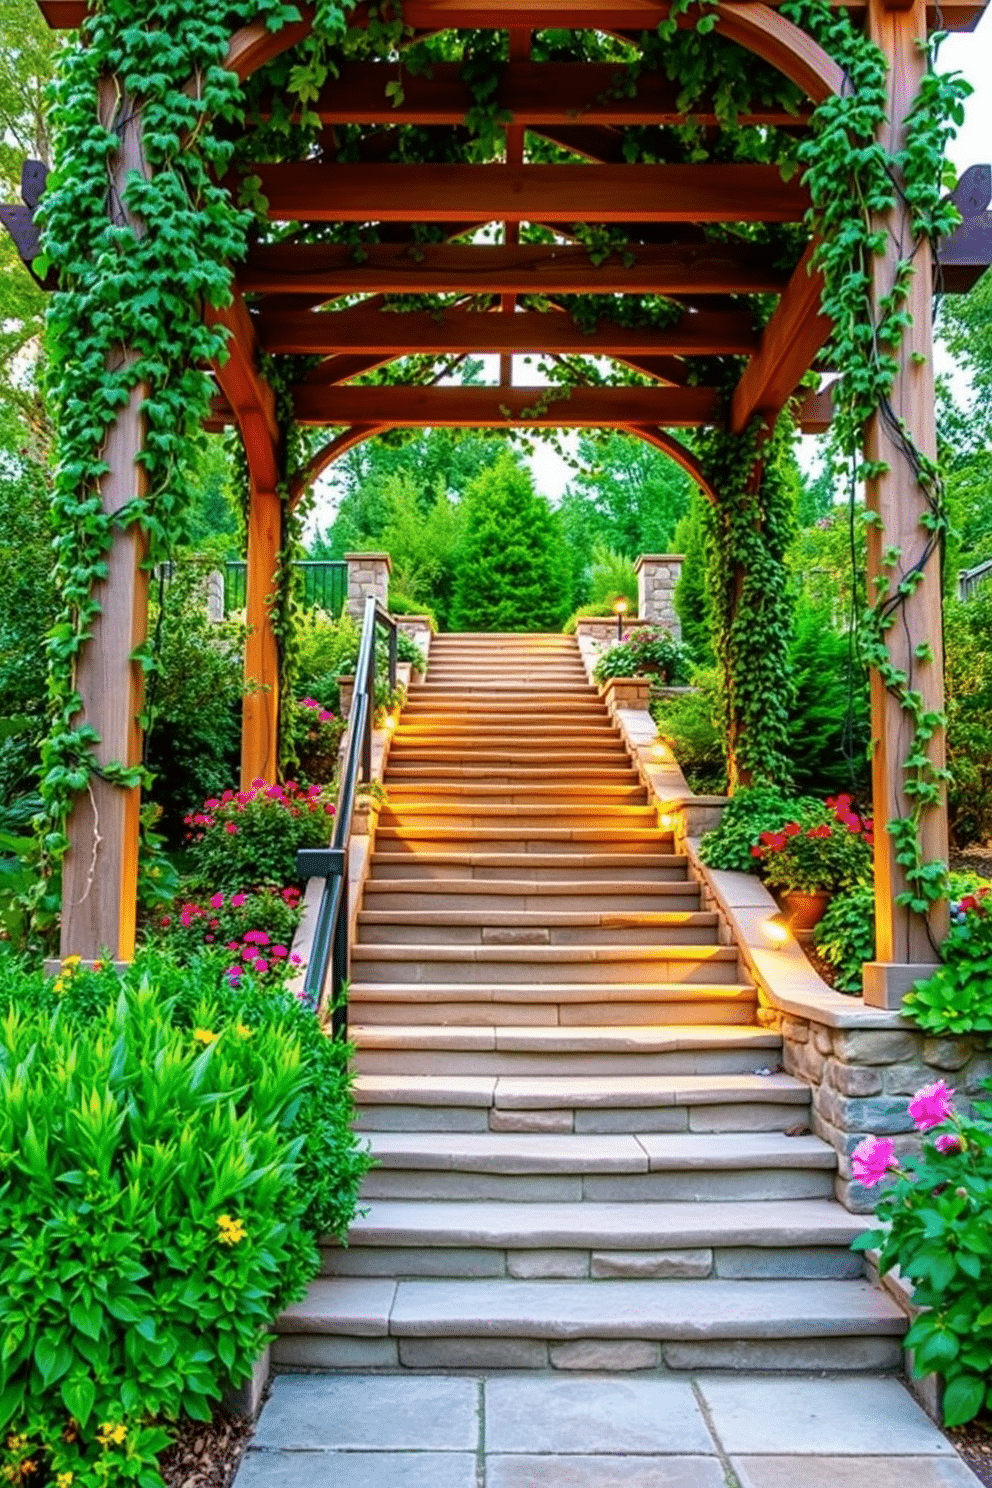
673 489 714 666
450 452 568 631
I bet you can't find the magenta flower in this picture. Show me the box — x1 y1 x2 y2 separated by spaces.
266 785 284 800
300 697 319 709
251 777 266 790
242 946 258 962
908 1080 955 1132
852 1135 898 1188
319 710 334 722
253 958 269 975
210 892 225 910
225 823 239 835
271 945 288 960
935 1133 964 1155
231 893 247 908
244 930 270 946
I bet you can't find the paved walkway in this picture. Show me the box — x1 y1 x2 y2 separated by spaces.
234 1372 982 1486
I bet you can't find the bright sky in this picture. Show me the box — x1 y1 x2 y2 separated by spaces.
309 15 992 531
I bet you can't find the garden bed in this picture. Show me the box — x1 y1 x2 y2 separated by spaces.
160 1410 254 1488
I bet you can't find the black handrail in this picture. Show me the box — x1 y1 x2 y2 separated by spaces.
297 595 397 1034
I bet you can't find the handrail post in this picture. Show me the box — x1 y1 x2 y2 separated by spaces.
331 851 350 1040
388 621 398 690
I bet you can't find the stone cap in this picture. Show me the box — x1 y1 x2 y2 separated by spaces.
635 553 686 571
344 551 392 570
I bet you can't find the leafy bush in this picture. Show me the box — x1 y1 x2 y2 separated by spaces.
563 601 617 634
288 697 347 784
813 884 875 993
754 795 873 895
903 888 992 1034
945 590 992 847
651 670 726 795
396 630 427 672
184 780 335 892
0 972 317 1486
593 625 689 685
698 784 820 873
853 1084 992 1426
787 599 870 796
293 608 361 714
586 544 638 612
388 592 438 629
152 886 304 980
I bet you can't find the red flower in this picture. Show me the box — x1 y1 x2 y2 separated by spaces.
783 822 801 837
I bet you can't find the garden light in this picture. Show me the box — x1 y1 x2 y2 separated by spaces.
613 597 628 640
660 813 674 830
761 912 791 947
384 714 397 730
652 743 670 760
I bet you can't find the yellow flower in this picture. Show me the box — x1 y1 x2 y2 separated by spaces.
63 955 81 969
235 1024 254 1040
193 1028 218 1046
96 1423 128 1448
57 1474 74 1487
217 1213 247 1246
5 1437 25 1453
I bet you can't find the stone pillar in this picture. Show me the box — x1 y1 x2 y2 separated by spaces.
635 554 685 637
345 552 391 620
204 568 225 623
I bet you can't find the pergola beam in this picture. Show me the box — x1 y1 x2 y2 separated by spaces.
290 383 720 426
729 241 831 432
258 306 758 357
246 163 811 224
239 241 792 297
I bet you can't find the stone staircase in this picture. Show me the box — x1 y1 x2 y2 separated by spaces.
274 632 905 1373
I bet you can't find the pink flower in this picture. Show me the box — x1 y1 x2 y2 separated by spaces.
851 1135 898 1188
300 697 320 709
225 823 239 835
290 954 302 966
266 785 284 799
242 946 258 962
160 915 171 927
935 1133 964 1156
271 945 288 960
319 710 334 722
231 893 247 908
252 958 269 975
251 777 266 790
205 798 220 809
908 1080 955 1132
210 892 225 909
205 934 215 943
226 941 239 951
225 967 242 985
244 930 270 946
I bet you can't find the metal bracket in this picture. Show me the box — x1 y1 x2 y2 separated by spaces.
0 160 56 290
296 847 346 880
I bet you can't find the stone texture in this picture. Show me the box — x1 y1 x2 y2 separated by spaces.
732 1460 984 1488
923 1037 974 1071
508 1249 589 1279
270 1336 399 1369
829 1061 883 1097
635 554 684 636
492 1109 575 1133
549 1340 662 1370
484 1376 711 1454
235 1454 478 1488
253 1375 478 1451
698 1377 956 1456
832 1029 918 1065
487 1458 727 1488
397 1336 548 1369
591 1249 712 1279
661 1336 905 1370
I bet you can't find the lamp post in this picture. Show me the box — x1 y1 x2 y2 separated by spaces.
613 597 628 641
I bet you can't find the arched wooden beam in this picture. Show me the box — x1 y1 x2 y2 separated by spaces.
626 425 718 503
289 425 389 507
712 4 846 106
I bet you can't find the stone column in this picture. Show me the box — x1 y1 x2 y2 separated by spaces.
635 554 685 637
345 551 392 620
204 568 225 623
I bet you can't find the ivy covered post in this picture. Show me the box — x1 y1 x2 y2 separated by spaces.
241 485 283 790
861 0 950 1007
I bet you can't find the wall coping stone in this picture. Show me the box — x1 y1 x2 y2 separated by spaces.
634 553 686 571
344 551 392 569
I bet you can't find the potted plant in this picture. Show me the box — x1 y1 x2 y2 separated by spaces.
751 794 873 930
592 625 689 686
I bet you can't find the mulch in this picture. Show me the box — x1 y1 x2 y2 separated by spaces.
947 1422 992 1487
951 845 992 883
159 1411 254 1488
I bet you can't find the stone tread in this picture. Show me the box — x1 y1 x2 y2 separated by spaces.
373 828 671 842
370 852 688 869
352 944 737 963
354 1071 809 1109
362 879 700 897
349 982 756 1004
276 1276 906 1339
357 910 717 930
351 1025 779 1054
362 1131 837 1173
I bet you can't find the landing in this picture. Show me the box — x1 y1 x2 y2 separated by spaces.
234 1370 980 1487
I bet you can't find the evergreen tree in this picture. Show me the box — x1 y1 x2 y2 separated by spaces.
673 490 713 666
450 453 568 631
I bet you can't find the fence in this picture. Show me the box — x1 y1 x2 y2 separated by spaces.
958 558 992 601
223 560 348 617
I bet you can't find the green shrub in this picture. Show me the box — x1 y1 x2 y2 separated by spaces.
593 626 689 685
651 670 726 795
698 784 819 872
586 544 637 612
853 1086 992 1426
787 599 870 796
563 601 617 634
389 592 438 630
903 888 992 1035
287 697 348 785
184 780 335 892
754 796 873 896
396 630 427 672
813 884 875 993
150 886 304 978
945 590 992 847
293 608 362 714
0 973 317 1486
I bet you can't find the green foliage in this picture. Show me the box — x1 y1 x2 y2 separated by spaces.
565 432 693 558
144 561 245 844
813 884 874 994
651 670 726 797
903 891 992 1035
698 421 796 789
292 608 362 714
593 626 689 685
450 453 569 632
388 592 438 630
698 784 819 873
855 1091 992 1427
0 970 317 1485
286 698 347 785
150 886 303 972
944 590 992 848
755 801 873 896
0 456 57 803
673 492 712 668
587 545 638 612
184 780 336 893
787 598 870 796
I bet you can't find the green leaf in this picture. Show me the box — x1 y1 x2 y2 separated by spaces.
942 1373 986 1427
61 1373 96 1427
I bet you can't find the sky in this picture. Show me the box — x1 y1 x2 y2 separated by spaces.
307 15 992 534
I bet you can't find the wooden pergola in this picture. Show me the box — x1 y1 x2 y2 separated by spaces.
15 0 992 1001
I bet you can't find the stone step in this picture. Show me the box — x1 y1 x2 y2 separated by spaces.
351 943 740 986
387 747 630 765
384 783 649 803
352 1022 779 1077
353 1069 808 1132
272 1276 905 1372
374 829 673 855
349 982 757 1028
369 852 690 882
403 704 603 720
385 764 640 782
361 880 702 912
357 909 720 947
378 804 659 824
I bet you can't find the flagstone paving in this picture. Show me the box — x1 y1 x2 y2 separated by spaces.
234 1371 984 1487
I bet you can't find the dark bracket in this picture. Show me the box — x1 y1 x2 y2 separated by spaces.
0 159 56 290
939 163 992 293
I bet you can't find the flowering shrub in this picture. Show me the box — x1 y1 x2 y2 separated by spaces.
853 1081 992 1425
903 886 992 1035
153 886 303 983
593 626 689 686
289 696 347 784
0 979 317 1487
751 793 873 895
184 779 334 892
698 784 822 873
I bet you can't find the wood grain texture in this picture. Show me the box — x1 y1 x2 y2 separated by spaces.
290 382 721 426
730 242 831 432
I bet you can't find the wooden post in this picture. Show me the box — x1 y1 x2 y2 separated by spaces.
60 80 150 963
862 0 950 1008
241 482 282 789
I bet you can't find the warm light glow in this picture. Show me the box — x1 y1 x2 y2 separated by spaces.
762 913 791 947
384 715 397 730
614 598 629 615
660 813 674 830
652 743 670 760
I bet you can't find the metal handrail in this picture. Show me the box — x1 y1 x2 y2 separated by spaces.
297 595 397 1034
